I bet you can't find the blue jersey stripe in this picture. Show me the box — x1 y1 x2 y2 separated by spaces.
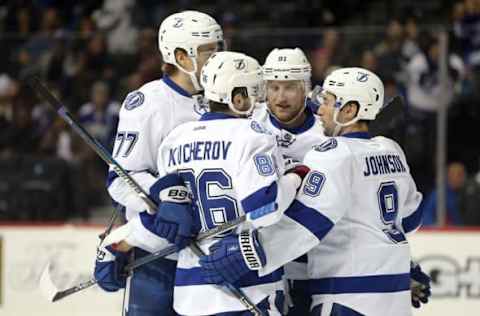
402 207 423 233
309 273 410 294
241 182 278 214
285 200 334 240
175 267 283 287
106 170 119 188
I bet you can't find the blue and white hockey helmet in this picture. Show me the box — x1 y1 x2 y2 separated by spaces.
263 48 312 92
201 51 264 116
158 11 224 91
322 67 384 125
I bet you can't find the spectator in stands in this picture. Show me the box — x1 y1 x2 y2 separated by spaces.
360 49 378 73
404 31 465 193
78 81 119 150
459 164 480 225
16 7 65 78
422 162 466 226
374 18 404 81
92 0 139 54
402 16 421 64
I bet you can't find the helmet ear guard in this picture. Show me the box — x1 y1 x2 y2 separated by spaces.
200 51 264 116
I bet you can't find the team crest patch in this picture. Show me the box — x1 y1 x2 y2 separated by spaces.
124 91 144 110
250 121 272 135
192 95 209 115
313 138 337 152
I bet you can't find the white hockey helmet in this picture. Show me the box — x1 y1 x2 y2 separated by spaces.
263 48 312 92
158 11 224 91
201 51 263 116
322 67 384 128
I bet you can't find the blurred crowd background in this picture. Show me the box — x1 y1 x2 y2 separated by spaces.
0 0 479 226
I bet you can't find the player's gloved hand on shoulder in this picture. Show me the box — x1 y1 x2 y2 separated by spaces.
199 229 266 285
410 261 431 308
284 156 310 181
94 244 129 292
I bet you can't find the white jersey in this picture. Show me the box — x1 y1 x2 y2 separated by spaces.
252 104 327 280
156 112 300 315
257 132 423 316
252 104 326 161
107 75 207 220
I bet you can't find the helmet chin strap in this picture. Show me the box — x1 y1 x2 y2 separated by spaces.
332 108 360 136
175 57 203 92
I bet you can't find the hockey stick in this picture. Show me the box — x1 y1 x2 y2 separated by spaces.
39 243 177 302
28 77 263 314
369 95 405 138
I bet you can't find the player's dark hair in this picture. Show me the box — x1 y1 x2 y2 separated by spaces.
208 87 248 113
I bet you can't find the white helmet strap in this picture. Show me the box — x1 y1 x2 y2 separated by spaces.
331 102 361 136
174 55 202 92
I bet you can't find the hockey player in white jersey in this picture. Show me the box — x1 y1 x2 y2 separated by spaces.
200 67 431 316
152 51 310 315
253 47 327 315
94 10 224 316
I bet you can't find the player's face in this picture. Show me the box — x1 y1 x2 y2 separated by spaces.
196 42 222 77
317 91 337 136
266 80 305 122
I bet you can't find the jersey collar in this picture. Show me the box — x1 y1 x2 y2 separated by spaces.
200 112 238 121
268 105 315 134
341 131 371 139
162 75 191 98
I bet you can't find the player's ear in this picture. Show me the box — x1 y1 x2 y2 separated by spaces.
174 48 193 71
342 101 360 120
232 91 246 109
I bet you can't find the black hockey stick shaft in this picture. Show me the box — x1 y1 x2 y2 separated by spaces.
29 77 262 314
369 95 405 137
26 76 156 210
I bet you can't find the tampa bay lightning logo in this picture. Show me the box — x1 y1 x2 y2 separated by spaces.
357 72 369 82
173 17 183 28
192 95 208 115
233 59 246 70
313 138 337 152
250 120 272 135
124 91 144 110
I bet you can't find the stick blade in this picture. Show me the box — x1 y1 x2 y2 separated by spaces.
39 262 59 302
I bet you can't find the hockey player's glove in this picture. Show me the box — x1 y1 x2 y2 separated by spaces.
284 156 311 181
199 229 266 285
94 244 129 292
140 201 197 251
410 261 431 308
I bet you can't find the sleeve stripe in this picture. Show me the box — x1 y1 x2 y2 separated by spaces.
241 182 278 214
285 200 334 240
106 170 120 188
402 207 423 233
